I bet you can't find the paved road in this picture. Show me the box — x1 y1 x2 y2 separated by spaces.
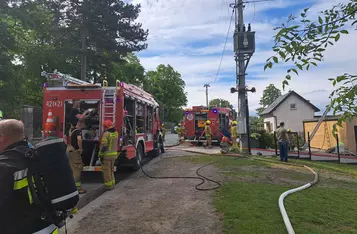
164 133 179 146
60 149 215 234
76 133 181 208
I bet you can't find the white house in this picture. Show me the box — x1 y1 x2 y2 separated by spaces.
260 90 320 133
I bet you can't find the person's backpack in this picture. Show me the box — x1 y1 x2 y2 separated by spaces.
7 139 79 227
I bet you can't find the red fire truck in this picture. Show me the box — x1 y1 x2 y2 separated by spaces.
41 70 164 172
183 106 234 144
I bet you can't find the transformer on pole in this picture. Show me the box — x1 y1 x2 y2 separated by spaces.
230 0 256 154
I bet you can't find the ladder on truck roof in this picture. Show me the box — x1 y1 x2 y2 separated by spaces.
41 70 97 86
301 106 330 151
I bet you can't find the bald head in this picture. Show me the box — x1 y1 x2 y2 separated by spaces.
0 119 25 151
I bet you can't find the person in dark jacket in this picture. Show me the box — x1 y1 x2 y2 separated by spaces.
0 119 58 234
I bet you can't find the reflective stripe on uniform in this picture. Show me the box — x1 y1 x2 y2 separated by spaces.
13 168 35 204
13 168 28 181
101 131 118 157
51 190 79 204
32 224 58 234
103 152 118 157
13 169 28 190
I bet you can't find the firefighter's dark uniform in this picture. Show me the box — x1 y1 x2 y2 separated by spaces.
0 141 58 234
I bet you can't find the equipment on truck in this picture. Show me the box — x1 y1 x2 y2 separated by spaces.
183 105 234 144
41 70 164 172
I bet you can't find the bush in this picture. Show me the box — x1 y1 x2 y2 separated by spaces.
250 130 275 149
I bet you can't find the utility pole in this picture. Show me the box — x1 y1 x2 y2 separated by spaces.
230 0 256 154
203 83 210 107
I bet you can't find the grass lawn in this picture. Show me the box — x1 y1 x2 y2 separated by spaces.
179 155 357 234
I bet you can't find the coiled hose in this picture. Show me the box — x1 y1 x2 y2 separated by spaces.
137 140 319 233
132 141 222 191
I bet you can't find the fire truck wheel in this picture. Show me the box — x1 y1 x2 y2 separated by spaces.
132 142 144 171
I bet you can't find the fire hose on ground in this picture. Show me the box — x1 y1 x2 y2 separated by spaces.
252 158 319 234
138 137 319 233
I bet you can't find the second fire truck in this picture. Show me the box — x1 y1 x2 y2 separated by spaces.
183 105 234 144
41 70 165 172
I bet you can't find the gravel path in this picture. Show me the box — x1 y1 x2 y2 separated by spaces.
65 151 223 234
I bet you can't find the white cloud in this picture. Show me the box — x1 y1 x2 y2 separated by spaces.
133 0 357 116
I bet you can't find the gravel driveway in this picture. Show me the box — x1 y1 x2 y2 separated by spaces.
64 150 223 234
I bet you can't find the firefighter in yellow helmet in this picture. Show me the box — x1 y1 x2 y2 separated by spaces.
99 120 119 190
230 120 239 151
204 120 213 148
176 123 182 141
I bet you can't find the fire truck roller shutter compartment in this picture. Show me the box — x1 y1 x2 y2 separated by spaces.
195 112 208 138
64 99 101 167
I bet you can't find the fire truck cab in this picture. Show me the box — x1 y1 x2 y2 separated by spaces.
183 106 233 144
41 71 165 172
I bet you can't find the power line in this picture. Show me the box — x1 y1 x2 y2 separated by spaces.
212 8 235 85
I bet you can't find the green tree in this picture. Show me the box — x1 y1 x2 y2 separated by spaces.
249 116 264 131
0 1 54 117
107 53 146 87
47 0 148 82
167 108 184 123
209 98 237 118
145 64 188 122
264 1 357 133
256 84 282 115
209 98 233 108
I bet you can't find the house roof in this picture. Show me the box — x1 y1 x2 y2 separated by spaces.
303 116 340 123
303 115 341 123
260 90 320 116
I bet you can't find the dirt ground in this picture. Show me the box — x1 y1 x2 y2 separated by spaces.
66 151 224 234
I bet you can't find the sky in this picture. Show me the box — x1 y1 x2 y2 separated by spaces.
130 0 357 116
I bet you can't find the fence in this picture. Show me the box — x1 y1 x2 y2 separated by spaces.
271 131 347 163
20 105 43 143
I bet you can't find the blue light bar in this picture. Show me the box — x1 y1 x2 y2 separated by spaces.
213 109 217 113
185 111 189 115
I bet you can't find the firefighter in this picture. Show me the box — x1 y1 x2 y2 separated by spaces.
204 120 213 148
161 123 166 141
220 136 231 154
68 119 87 194
0 119 59 234
176 123 182 141
99 120 119 190
0 110 3 120
69 99 90 131
230 120 239 151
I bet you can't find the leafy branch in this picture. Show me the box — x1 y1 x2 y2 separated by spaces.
264 1 357 136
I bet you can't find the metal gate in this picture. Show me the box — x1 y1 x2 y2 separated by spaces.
33 107 43 139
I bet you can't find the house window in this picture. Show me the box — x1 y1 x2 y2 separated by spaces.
290 103 296 110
